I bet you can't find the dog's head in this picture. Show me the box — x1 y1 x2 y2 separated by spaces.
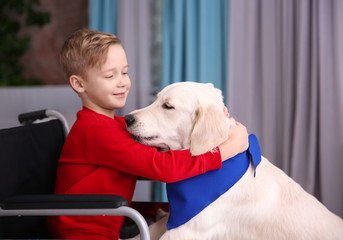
125 82 234 155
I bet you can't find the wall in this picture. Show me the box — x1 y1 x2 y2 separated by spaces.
0 86 81 129
20 0 88 85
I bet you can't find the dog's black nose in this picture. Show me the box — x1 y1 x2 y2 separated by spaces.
124 114 136 127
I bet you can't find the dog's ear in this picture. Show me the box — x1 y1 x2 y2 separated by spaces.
190 105 230 156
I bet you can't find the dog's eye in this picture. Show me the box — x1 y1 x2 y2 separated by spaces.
162 103 174 110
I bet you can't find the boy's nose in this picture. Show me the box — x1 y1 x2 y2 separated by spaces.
124 114 136 127
116 75 128 87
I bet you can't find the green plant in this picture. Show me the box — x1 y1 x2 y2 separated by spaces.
0 0 50 86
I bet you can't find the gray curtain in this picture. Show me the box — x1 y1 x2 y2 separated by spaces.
116 0 152 200
116 0 153 116
228 0 343 217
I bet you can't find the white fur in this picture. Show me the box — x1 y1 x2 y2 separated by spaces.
126 82 343 240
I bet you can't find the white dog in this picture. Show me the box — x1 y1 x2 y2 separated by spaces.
125 82 343 240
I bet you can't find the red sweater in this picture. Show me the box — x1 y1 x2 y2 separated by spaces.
47 107 222 239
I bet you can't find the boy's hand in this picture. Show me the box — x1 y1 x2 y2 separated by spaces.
229 122 249 154
218 121 249 161
223 106 230 118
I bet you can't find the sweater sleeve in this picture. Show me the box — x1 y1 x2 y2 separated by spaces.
84 118 222 183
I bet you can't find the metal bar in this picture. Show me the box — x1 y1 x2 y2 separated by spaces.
0 206 150 240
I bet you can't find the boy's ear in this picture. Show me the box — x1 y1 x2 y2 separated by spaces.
69 75 85 94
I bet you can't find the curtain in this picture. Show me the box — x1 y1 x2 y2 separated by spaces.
89 0 155 116
154 0 230 202
162 0 229 94
89 0 117 34
115 0 153 116
228 0 343 217
88 0 156 201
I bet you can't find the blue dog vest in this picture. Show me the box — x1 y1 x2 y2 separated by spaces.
166 134 261 229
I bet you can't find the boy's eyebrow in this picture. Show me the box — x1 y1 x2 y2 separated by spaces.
101 65 129 73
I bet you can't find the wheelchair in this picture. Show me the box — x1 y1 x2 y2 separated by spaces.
0 109 150 239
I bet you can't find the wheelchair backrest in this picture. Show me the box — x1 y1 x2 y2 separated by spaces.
0 119 65 238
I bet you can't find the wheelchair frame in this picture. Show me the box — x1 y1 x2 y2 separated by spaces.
0 109 150 240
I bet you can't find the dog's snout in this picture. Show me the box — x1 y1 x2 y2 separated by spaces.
125 114 136 127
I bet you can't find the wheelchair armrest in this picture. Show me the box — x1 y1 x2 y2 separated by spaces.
18 109 48 124
1 194 128 210
17 109 69 137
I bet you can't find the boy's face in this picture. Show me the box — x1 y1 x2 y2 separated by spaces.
80 44 131 118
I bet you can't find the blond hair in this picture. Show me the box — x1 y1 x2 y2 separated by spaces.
60 29 121 81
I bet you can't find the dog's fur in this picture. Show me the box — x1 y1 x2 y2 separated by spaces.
126 82 343 240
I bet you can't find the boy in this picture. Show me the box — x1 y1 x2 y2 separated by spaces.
47 29 249 240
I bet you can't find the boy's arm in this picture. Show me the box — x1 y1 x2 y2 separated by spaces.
85 121 248 183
